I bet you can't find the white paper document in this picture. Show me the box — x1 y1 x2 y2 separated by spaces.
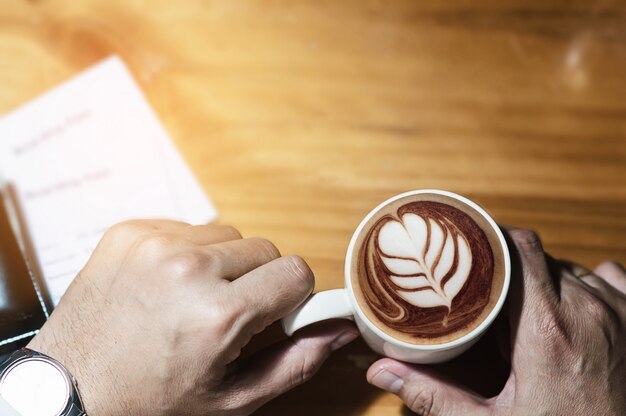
0 57 217 305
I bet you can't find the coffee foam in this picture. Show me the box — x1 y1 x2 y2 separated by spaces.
351 193 505 345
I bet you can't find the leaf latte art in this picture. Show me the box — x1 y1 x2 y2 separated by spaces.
358 201 495 340
378 214 472 310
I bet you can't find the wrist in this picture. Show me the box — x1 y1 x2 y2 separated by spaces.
27 329 108 416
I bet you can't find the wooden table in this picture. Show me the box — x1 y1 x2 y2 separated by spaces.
1 1 625 414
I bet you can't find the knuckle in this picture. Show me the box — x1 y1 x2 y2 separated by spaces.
201 247 227 276
283 255 314 291
105 220 142 240
287 336 332 386
251 237 281 259
203 301 240 336
164 251 208 280
604 260 622 269
135 233 176 258
510 228 543 251
598 261 624 274
407 388 437 416
225 296 247 318
222 225 242 239
293 354 320 386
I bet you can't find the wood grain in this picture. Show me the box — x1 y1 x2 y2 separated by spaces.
1 1 625 414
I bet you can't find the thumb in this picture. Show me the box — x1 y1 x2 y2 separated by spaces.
224 320 359 413
367 359 490 416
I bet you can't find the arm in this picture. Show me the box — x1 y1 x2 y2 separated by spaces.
27 220 358 415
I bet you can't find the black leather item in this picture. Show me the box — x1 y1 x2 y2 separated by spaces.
0 196 47 355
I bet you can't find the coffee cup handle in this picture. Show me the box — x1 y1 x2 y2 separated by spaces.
281 289 354 336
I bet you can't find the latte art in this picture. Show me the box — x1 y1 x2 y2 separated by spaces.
355 198 501 343
378 213 472 310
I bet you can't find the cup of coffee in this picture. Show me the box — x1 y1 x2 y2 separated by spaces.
282 190 510 363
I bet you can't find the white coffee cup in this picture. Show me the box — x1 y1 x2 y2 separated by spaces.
282 189 510 364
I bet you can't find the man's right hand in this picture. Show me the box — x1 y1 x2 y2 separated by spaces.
367 227 626 415
28 220 358 415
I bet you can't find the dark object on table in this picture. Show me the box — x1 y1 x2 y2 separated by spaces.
0 189 48 356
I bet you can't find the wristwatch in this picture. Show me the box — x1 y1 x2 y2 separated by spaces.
0 348 87 416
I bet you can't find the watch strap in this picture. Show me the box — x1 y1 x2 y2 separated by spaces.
66 403 87 416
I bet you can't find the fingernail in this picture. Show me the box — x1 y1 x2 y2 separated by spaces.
330 330 359 351
370 369 404 394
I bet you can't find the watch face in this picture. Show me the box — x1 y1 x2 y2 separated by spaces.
0 357 70 416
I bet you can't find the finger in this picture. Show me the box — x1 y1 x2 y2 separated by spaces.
557 260 626 306
504 227 558 298
231 255 315 329
558 259 594 279
224 320 358 414
206 237 281 281
502 227 560 323
183 224 242 245
578 274 626 311
594 261 626 295
554 257 599 291
557 278 626 322
367 358 490 416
